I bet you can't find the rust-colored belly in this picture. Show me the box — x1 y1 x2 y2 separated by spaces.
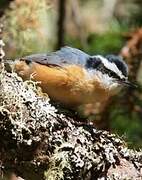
14 61 110 107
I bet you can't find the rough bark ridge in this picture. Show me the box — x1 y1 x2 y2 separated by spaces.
0 70 142 180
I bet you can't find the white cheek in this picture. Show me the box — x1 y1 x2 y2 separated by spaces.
109 83 122 95
86 70 122 94
110 83 118 90
94 71 113 87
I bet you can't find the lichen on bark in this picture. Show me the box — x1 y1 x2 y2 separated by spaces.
0 70 142 180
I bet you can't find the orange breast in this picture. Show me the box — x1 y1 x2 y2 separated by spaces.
14 61 110 107
15 61 89 106
34 63 86 106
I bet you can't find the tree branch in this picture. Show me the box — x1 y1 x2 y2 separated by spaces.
0 70 142 180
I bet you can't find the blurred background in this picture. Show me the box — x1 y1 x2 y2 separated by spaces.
0 0 142 149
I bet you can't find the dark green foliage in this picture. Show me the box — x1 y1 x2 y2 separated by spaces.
86 32 124 55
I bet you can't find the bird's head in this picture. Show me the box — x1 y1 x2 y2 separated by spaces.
86 54 134 95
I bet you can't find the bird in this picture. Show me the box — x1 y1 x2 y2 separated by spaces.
10 46 133 108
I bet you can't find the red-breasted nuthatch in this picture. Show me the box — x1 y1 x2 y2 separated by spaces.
10 46 133 107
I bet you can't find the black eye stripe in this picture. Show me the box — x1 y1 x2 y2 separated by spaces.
106 70 121 79
97 65 121 79
107 70 121 79
105 55 128 77
86 56 126 80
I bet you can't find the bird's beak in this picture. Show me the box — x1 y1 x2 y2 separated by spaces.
118 79 137 88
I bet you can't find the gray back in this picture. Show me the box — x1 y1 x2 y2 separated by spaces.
21 46 90 67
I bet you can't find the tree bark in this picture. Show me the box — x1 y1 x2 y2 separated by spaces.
0 70 142 180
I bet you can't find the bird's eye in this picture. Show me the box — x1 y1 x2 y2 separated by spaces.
108 71 114 77
107 70 121 80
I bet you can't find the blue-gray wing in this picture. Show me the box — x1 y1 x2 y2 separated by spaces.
20 46 90 67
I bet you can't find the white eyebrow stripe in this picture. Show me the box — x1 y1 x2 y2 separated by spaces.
93 55 125 79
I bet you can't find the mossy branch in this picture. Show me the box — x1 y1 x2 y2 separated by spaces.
0 70 142 180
